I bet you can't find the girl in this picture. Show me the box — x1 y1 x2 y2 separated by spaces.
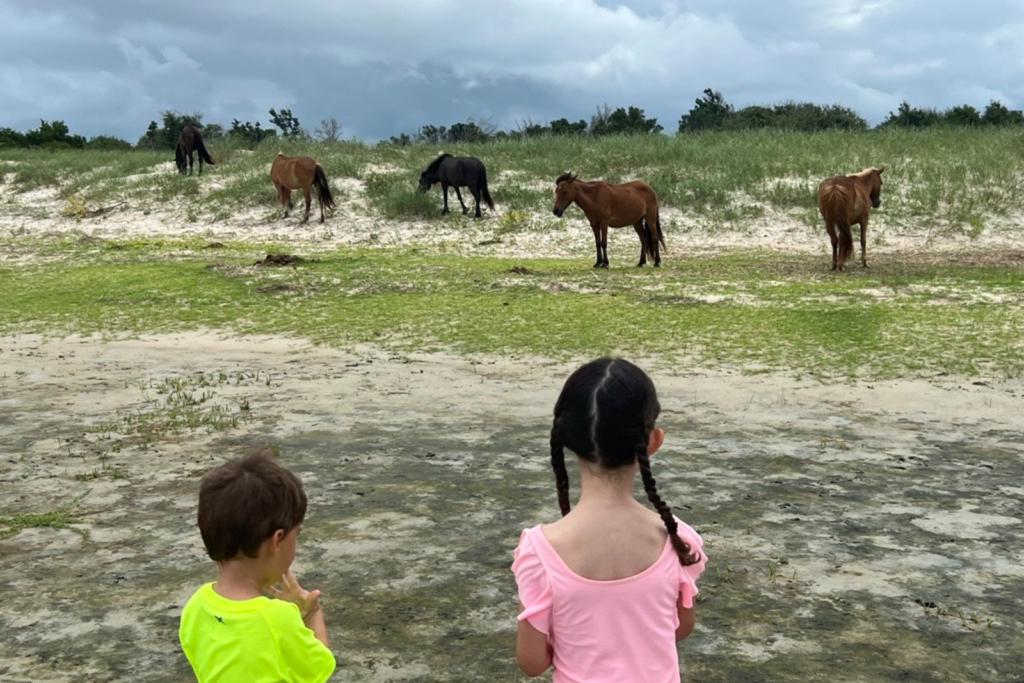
512 357 706 683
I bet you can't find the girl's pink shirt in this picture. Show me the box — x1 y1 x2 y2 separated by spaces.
512 520 706 683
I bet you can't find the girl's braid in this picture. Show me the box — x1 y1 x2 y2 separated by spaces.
636 436 699 566
550 424 572 516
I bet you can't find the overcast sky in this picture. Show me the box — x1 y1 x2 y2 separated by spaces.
1 1 1022 142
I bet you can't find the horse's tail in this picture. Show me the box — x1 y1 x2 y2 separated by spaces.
479 166 496 211
195 134 215 165
313 164 336 211
821 182 854 265
642 212 666 260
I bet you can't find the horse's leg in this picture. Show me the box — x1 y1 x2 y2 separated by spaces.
826 224 838 271
274 184 286 219
441 183 450 215
599 224 609 268
859 219 869 267
453 186 469 215
469 185 482 218
302 186 312 222
590 224 603 268
633 221 648 266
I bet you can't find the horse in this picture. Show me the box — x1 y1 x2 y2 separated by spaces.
551 172 666 268
418 153 495 218
269 153 336 223
175 125 215 176
817 166 885 271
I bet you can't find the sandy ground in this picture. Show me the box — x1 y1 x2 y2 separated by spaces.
1 171 1023 682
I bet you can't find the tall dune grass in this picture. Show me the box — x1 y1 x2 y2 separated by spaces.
3 128 1023 236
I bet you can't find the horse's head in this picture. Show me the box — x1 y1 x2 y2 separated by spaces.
552 172 578 217
866 166 885 208
417 170 433 193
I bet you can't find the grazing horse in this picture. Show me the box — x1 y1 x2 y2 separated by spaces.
817 166 885 271
418 153 495 218
551 172 665 268
175 125 215 176
269 153 336 223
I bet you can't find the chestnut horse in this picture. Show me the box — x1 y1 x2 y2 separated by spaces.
552 172 665 268
817 166 885 271
269 153 336 223
175 125 215 175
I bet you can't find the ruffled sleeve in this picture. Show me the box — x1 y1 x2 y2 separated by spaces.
675 519 707 609
511 526 553 634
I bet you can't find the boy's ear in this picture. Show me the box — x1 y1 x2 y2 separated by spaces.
268 529 286 551
647 428 665 456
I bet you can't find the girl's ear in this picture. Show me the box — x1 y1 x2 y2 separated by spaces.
647 427 665 456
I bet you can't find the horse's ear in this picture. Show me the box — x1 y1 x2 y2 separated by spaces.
877 166 885 174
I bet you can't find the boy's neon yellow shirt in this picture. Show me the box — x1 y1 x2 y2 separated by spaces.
179 582 336 683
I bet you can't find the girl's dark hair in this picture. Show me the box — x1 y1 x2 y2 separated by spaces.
550 357 699 566
197 452 307 562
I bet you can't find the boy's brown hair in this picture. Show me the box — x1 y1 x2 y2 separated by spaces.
197 452 308 562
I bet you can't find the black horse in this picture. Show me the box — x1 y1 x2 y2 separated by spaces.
175 125 215 175
418 153 495 218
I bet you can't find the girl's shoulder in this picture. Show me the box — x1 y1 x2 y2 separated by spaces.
513 524 545 562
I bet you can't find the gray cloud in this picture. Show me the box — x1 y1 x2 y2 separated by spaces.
1 0 1021 141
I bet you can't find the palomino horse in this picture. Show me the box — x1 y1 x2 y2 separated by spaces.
175 125 215 175
269 154 336 223
552 172 665 268
817 166 885 271
418 153 495 218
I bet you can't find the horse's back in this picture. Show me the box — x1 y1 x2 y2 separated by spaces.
271 154 317 188
445 155 485 183
592 179 655 225
817 175 858 221
818 175 853 202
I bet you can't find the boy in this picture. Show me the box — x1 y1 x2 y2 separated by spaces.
179 453 335 683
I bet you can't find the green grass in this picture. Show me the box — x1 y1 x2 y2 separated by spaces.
0 500 84 540
1 237 1021 382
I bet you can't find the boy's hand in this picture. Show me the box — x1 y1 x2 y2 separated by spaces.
267 571 322 619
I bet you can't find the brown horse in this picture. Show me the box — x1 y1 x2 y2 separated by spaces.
552 172 665 268
817 166 885 271
269 154 336 223
175 125 215 176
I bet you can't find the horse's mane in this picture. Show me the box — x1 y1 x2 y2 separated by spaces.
555 171 577 185
853 166 885 178
424 153 453 174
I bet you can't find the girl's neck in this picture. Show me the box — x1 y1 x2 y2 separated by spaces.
574 460 639 508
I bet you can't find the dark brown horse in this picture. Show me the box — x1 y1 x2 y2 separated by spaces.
817 166 885 270
175 125 215 175
418 153 495 218
552 172 665 268
269 154 336 223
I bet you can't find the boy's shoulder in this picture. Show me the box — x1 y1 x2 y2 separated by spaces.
182 583 297 622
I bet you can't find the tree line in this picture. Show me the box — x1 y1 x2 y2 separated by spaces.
1 88 1022 150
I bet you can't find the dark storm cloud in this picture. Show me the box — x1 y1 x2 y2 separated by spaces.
0 1 1021 141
